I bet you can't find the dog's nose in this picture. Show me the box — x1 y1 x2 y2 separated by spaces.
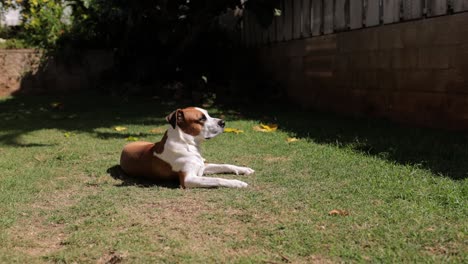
218 120 225 128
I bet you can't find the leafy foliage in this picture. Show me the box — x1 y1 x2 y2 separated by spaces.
1 0 70 48
0 0 280 92
24 0 70 48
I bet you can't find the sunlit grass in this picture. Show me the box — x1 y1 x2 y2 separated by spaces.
0 95 466 263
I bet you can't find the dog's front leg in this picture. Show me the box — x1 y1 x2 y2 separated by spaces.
204 163 255 175
183 173 248 188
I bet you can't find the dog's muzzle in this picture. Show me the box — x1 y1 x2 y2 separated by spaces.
205 119 225 140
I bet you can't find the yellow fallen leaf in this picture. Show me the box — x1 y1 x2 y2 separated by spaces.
125 136 139 141
286 137 299 143
64 132 74 138
150 127 166 134
328 209 349 216
224 128 244 134
253 123 278 132
114 126 127 132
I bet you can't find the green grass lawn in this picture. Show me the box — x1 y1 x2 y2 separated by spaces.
0 95 466 263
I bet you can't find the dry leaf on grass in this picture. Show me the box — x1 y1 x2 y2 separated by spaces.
253 123 278 132
286 137 299 143
125 136 139 141
50 102 64 110
114 126 127 132
328 209 349 216
150 127 166 134
224 128 244 134
33 155 46 162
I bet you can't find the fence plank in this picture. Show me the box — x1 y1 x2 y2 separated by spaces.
311 0 322 36
253 15 261 47
269 16 277 44
428 0 447 17
284 0 294 40
302 0 312 37
240 13 249 47
383 0 400 24
245 10 253 47
365 0 380 27
349 0 363 29
262 25 269 45
293 0 303 39
453 0 468 12
276 0 285 41
402 0 423 20
324 1 334 34
334 0 348 31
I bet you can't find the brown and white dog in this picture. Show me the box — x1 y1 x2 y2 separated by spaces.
120 107 254 188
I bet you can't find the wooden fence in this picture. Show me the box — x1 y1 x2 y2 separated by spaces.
241 0 468 47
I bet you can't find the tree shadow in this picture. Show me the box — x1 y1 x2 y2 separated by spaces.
0 95 172 147
227 104 468 181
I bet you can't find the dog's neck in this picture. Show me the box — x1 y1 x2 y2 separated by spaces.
166 126 203 155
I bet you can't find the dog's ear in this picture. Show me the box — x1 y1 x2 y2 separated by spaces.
166 109 184 129
166 110 178 129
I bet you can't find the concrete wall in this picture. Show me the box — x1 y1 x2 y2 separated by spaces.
256 12 468 129
0 49 114 96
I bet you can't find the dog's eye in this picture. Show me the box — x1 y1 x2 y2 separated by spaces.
199 115 207 122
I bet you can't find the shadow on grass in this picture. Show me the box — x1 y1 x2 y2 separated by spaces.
226 104 468 181
0 94 171 147
1 95 467 181
107 165 180 188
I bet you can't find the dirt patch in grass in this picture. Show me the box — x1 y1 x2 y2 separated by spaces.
263 155 291 163
9 214 67 257
119 192 269 258
6 175 101 258
303 255 335 264
97 250 128 264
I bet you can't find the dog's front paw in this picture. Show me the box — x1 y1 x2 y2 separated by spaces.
225 179 248 188
235 167 255 175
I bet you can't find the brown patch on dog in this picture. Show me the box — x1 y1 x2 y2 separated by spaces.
154 132 168 154
120 141 179 182
177 107 205 136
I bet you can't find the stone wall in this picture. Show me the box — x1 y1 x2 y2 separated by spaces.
0 49 114 96
256 12 468 129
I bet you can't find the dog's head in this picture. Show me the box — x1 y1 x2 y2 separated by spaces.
166 107 225 140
